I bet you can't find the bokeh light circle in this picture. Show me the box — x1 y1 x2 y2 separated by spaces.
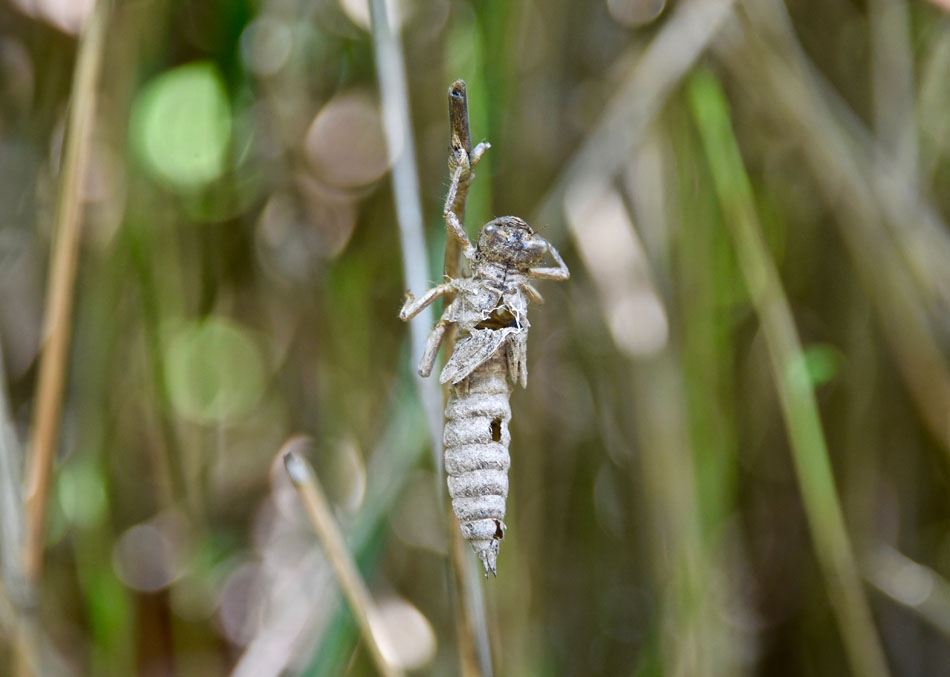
164 317 266 424
131 62 232 191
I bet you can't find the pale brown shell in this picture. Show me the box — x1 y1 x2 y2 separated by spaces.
443 350 512 575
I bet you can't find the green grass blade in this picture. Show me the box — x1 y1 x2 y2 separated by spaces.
688 67 890 677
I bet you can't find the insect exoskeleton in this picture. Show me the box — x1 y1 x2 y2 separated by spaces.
400 143 568 576
443 350 512 575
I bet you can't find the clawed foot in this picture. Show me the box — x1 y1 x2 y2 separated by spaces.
448 133 471 178
399 291 415 321
449 137 490 181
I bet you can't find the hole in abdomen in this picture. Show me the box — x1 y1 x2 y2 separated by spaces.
490 418 502 442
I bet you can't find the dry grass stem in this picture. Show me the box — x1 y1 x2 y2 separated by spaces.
283 443 404 677
438 79 493 677
22 0 109 584
444 80 479 285
232 395 430 677
449 516 490 677
16 5 109 676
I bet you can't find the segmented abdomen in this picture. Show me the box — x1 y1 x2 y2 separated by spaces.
443 350 511 576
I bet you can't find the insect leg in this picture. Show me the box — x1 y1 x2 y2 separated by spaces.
444 204 474 261
444 143 476 261
418 299 458 377
528 241 570 281
470 141 490 167
524 282 544 305
399 282 453 321
506 330 529 388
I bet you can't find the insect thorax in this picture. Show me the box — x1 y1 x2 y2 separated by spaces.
453 261 530 332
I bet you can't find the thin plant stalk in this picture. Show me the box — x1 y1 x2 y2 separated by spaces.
367 0 445 481
17 5 109 674
233 386 429 677
444 80 473 286
688 69 890 677
22 0 109 583
440 79 493 677
283 443 404 677
16 5 109 676
366 1 492 672
443 84 467 291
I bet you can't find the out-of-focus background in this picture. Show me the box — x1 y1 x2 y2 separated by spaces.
0 0 948 675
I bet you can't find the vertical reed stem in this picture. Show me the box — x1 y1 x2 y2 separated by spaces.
18 6 109 675
23 0 109 586
441 79 494 677
689 69 890 677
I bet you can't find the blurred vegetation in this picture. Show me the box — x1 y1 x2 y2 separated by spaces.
0 0 948 675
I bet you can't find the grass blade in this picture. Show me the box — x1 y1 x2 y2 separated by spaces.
688 68 890 677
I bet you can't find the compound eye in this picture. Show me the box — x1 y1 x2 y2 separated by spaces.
483 224 496 236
